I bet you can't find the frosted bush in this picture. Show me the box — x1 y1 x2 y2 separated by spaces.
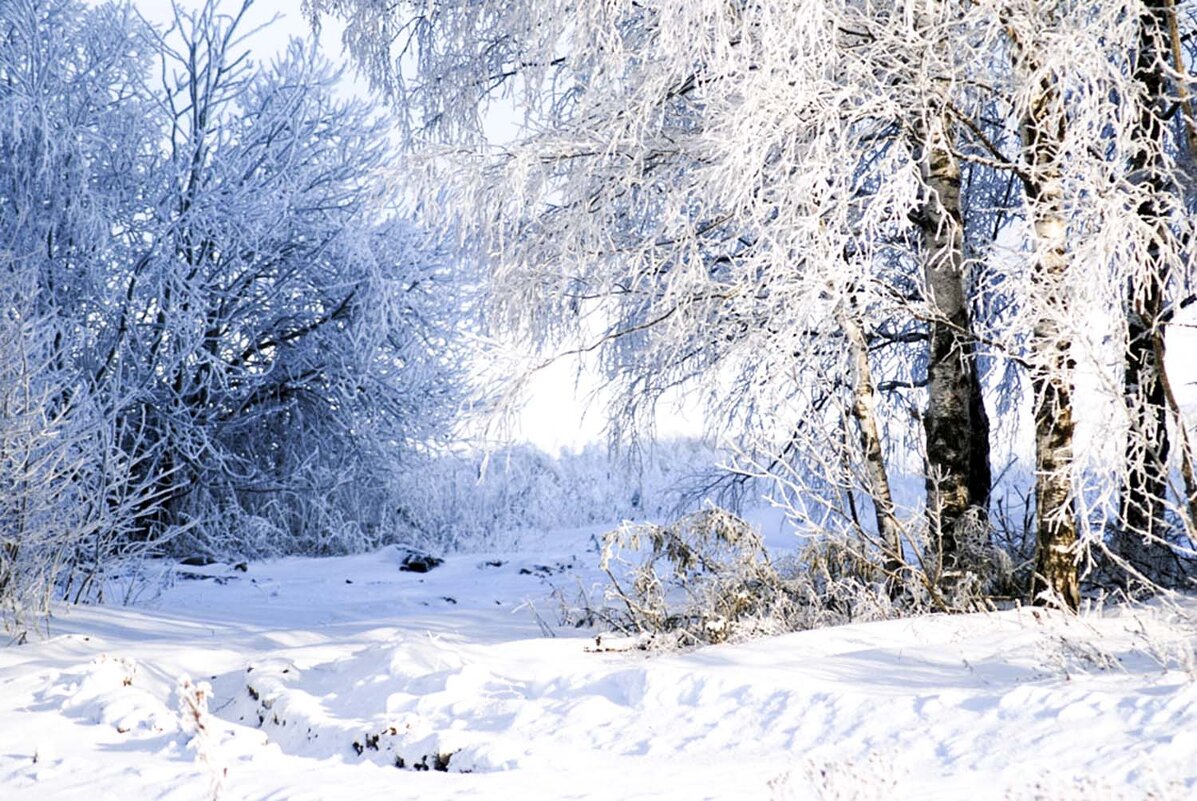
580 507 907 647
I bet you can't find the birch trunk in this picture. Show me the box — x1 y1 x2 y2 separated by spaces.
840 305 904 574
916 114 993 574
1017 55 1081 610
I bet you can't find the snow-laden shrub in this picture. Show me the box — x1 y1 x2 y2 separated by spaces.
0 302 166 628
577 508 901 647
0 0 466 585
929 509 1018 609
578 502 1026 648
596 508 791 644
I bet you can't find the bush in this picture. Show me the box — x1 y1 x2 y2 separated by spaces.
576 508 891 647
576 502 1029 649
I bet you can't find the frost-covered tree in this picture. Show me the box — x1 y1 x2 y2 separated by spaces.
0 0 463 623
306 0 1008 595
112 2 463 555
1116 0 1197 574
1 0 166 621
309 0 1197 608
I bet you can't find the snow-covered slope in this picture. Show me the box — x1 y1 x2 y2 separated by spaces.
1 526 1195 800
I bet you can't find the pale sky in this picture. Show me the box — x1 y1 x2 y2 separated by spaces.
133 0 321 57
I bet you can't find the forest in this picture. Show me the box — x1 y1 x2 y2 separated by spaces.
2 1 1197 798
6 0 1197 622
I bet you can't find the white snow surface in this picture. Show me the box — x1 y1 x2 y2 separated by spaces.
2 522 1196 800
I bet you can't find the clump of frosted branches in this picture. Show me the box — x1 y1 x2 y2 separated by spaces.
0 0 468 630
585 508 912 648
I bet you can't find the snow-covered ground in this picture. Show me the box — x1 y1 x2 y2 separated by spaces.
2 523 1196 801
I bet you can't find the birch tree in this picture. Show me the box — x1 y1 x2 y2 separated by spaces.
308 0 1197 607
1000 7 1081 608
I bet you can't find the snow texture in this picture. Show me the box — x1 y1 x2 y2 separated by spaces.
1 518 1195 800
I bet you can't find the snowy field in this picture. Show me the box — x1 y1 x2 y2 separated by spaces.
2 522 1196 801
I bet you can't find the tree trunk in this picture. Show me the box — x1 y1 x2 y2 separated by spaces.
1122 279 1169 549
915 114 993 574
1017 54 1080 610
1030 330 1079 610
840 304 904 575
1120 0 1174 561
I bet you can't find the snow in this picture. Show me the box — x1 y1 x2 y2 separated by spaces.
2 524 1196 800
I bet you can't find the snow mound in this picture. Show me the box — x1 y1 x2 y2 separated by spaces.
38 655 178 737
0 538 1195 799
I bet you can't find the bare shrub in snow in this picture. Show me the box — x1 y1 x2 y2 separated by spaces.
581 498 1029 648
586 508 910 646
595 508 794 645
1118 602 1197 678
177 677 226 799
